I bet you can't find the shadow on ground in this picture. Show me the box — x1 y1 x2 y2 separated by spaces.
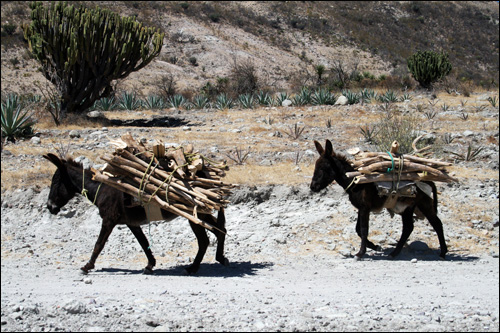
109 116 190 127
96 261 274 278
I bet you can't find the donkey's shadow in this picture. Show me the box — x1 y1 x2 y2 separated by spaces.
361 247 480 262
97 261 273 278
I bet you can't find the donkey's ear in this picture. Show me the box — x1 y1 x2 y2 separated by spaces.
43 153 65 169
325 139 334 156
314 140 324 155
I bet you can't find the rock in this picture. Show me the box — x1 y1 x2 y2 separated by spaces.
62 300 87 314
282 99 292 107
69 130 80 138
335 95 348 105
30 137 41 144
463 130 474 137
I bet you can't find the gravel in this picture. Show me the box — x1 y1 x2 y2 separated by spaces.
1 180 498 332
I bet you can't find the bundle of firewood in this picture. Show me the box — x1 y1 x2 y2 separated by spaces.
346 140 458 185
91 133 237 231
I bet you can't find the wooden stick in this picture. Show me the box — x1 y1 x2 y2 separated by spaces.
92 171 222 232
103 155 226 209
353 172 453 184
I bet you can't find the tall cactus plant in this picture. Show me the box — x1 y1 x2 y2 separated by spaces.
23 1 164 118
407 50 452 89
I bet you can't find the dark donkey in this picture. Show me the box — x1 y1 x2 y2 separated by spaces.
43 153 229 274
310 140 447 260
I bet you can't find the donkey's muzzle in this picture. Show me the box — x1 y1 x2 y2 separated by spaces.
47 200 60 214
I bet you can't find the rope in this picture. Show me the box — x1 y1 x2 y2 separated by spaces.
386 151 395 173
345 177 357 192
81 168 102 205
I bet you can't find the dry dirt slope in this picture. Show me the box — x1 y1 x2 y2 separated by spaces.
1 1 498 97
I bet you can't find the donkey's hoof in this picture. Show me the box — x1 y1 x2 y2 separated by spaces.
218 257 230 267
184 265 198 275
80 267 90 275
353 255 362 262
375 245 383 252
143 267 154 275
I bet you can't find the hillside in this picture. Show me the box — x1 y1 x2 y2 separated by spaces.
1 1 499 98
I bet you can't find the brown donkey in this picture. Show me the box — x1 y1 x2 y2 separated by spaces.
310 140 447 260
43 153 229 274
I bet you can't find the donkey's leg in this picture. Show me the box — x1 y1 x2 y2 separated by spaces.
127 225 156 274
389 208 414 258
356 214 381 251
185 221 209 274
355 209 370 259
419 199 448 259
81 222 116 274
204 209 229 266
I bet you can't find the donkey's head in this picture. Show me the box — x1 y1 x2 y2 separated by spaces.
310 140 338 192
43 153 79 214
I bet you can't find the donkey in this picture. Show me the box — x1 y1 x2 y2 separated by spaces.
310 140 447 260
43 153 229 275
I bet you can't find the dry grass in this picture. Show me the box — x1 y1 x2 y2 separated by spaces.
224 163 315 186
1 90 498 194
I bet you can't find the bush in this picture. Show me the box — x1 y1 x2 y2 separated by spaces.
2 23 17 35
372 113 422 154
230 60 259 96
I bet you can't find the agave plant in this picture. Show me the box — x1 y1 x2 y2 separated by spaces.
191 95 210 109
275 92 290 106
238 94 255 109
448 142 484 161
378 90 399 103
168 94 187 109
118 92 141 110
215 93 234 110
342 90 360 104
292 87 312 106
312 88 336 105
256 91 273 106
285 122 306 140
92 96 117 111
142 95 165 110
359 124 379 143
487 96 498 107
399 93 412 102
1 99 36 141
2 93 21 111
359 88 377 104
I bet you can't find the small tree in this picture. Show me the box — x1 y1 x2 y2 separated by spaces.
23 1 164 120
407 50 452 89
315 64 325 86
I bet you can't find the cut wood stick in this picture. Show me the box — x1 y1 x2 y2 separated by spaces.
353 172 453 184
92 172 221 232
390 141 399 154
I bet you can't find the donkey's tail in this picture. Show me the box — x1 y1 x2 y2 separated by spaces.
217 207 226 229
430 182 438 213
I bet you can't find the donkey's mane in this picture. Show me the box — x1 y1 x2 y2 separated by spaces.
65 157 90 171
333 151 351 164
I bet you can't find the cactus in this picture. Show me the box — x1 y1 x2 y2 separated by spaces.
23 1 164 117
407 50 452 89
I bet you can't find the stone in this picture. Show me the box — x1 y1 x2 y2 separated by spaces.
335 95 348 105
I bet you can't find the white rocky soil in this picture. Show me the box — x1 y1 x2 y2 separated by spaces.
1 180 498 332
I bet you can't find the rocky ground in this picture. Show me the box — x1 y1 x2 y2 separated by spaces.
1 93 499 331
1 181 499 332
